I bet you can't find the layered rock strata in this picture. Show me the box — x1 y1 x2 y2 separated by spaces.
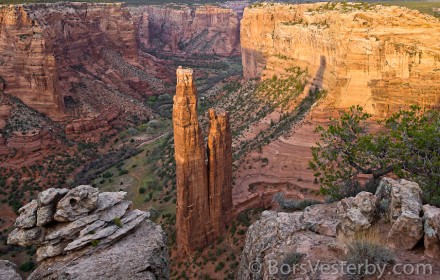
7 185 169 279
173 67 233 254
241 2 440 116
0 3 162 122
132 5 240 56
238 178 440 279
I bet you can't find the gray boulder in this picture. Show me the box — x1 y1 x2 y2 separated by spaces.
7 227 43 246
54 185 99 222
336 191 378 238
38 188 69 206
422 204 440 258
15 200 38 229
0 260 21 280
382 178 423 250
28 220 169 280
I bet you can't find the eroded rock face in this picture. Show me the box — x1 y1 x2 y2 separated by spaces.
379 178 424 250
241 3 440 116
238 178 440 279
28 220 168 280
0 3 163 123
0 260 21 280
238 210 344 280
7 185 168 278
173 67 211 253
208 109 233 234
423 205 440 258
173 67 233 254
132 5 240 56
14 199 38 229
337 192 378 238
54 185 99 222
302 202 340 237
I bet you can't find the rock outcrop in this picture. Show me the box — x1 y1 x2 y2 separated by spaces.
241 2 440 116
131 5 240 56
0 260 21 280
377 178 424 250
7 185 169 279
423 205 440 258
173 67 233 254
238 178 439 279
336 191 378 238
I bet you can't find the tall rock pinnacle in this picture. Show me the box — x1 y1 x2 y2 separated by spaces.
208 109 233 234
173 66 233 254
173 67 211 253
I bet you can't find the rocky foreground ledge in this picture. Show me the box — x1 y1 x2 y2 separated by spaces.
238 178 440 279
5 185 169 279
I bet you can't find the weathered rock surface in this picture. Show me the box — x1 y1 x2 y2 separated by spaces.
7 184 167 277
423 205 440 258
54 185 99 222
0 260 21 280
238 210 344 280
337 191 378 238
379 178 424 250
208 109 234 234
302 202 340 237
241 3 440 116
238 178 440 279
173 67 211 253
173 67 233 254
38 188 69 206
28 220 168 280
14 199 38 229
131 5 240 56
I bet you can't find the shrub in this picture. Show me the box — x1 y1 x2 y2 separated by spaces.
139 187 146 194
273 192 321 211
102 171 113 178
345 241 395 279
91 239 100 247
19 261 35 272
215 261 225 272
113 217 123 228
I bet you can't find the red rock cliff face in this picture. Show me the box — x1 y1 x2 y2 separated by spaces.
0 5 62 118
173 67 233 254
241 3 440 117
0 3 166 122
132 5 240 56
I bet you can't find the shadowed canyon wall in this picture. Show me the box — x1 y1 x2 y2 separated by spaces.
131 5 240 56
173 67 232 254
241 2 440 117
0 3 148 121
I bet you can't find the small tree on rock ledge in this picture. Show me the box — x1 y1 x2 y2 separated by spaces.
309 105 440 205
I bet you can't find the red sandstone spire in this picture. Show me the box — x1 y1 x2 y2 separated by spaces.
173 67 233 254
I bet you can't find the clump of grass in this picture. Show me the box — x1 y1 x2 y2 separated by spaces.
345 229 395 280
90 239 100 247
113 217 123 228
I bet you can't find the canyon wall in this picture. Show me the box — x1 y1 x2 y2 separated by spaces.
173 67 233 254
132 5 240 56
241 2 440 117
0 3 165 123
